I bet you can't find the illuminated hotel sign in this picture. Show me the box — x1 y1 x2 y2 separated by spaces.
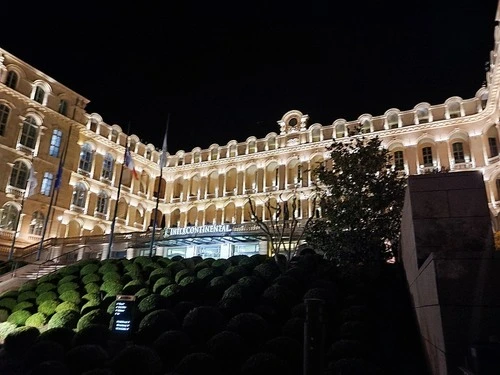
166 224 232 237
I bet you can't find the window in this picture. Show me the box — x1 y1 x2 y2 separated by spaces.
452 142 465 163
29 211 44 236
96 190 109 214
489 137 498 158
0 203 19 230
58 100 68 116
211 148 218 160
90 120 98 132
33 86 45 104
193 152 200 163
248 142 256 154
268 137 276 150
229 145 236 157
10 161 29 189
361 120 371 134
146 149 152 160
49 129 62 157
129 140 136 152
0 104 9 136
20 116 38 149
79 143 93 172
448 102 461 118
5 71 18 89
394 151 404 171
335 124 345 138
41 172 53 196
311 128 321 142
102 153 114 180
388 113 399 129
72 182 87 207
417 108 429 124
422 147 433 167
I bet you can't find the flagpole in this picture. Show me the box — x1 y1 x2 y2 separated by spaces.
149 115 169 257
104 124 131 260
36 146 66 261
9 153 35 261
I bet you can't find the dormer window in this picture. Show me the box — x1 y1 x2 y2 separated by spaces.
417 108 429 124
360 120 371 134
33 86 45 104
58 100 68 116
448 102 461 119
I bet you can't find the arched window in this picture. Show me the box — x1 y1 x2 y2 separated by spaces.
360 119 371 134
0 203 19 230
96 190 109 214
452 142 465 163
268 137 276 150
20 116 38 149
72 182 87 207
111 129 119 143
394 150 404 171
90 120 98 132
5 71 18 89
58 100 68 116
29 211 44 235
0 104 10 136
248 141 256 154
129 140 136 152
417 108 429 124
49 129 63 157
210 147 218 160
41 172 53 196
33 86 46 104
387 113 399 129
335 123 346 138
79 143 93 172
422 147 433 167
102 153 114 180
311 128 321 142
10 161 29 189
146 149 152 160
448 102 461 119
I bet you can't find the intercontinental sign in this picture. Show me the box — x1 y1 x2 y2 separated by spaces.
164 223 262 237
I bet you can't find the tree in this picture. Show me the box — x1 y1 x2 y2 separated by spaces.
305 135 407 267
248 191 317 269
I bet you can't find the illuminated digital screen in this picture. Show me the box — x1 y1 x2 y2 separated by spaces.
112 295 136 337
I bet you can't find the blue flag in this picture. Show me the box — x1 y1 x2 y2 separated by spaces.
54 163 63 190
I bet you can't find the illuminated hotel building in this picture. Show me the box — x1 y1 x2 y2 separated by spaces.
1 6 500 259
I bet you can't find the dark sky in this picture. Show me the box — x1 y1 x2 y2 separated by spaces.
2 1 498 154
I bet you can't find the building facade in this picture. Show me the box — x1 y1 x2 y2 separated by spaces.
1 6 500 260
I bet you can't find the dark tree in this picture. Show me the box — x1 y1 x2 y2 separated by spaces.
305 135 407 267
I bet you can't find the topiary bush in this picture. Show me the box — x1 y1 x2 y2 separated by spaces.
18 280 37 292
136 309 180 344
82 273 101 285
57 264 80 276
253 261 281 284
98 262 120 274
36 282 57 294
84 282 101 294
262 336 302 375
25 312 47 328
22 340 65 372
0 309 9 322
71 323 110 348
80 263 100 276
36 291 58 305
240 352 291 375
174 268 194 284
100 280 123 296
109 344 163 375
206 330 248 374
57 281 79 295
77 309 110 331
59 289 81 305
148 268 171 286
226 312 270 349
13 301 35 313
196 267 221 285
122 279 145 295
0 321 18 340
47 310 79 329
3 326 40 355
182 305 226 345
102 271 121 282
65 344 109 375
138 294 169 316
37 326 75 349
224 265 250 282
55 301 79 313
152 330 192 373
57 275 79 285
0 297 17 312
166 261 185 275
38 300 59 316
17 290 37 303
175 352 220 375
159 284 183 304
153 276 174 293
7 310 32 326
81 300 101 315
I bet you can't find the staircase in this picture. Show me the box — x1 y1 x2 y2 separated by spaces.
0 262 66 295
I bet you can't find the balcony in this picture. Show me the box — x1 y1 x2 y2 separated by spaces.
265 185 277 192
488 155 500 165
5 185 25 198
70 205 85 214
452 161 473 170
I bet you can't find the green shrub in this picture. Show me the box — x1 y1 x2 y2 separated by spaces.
160 284 183 300
137 309 180 343
166 261 185 275
0 309 9 322
175 268 194 284
55 301 79 313
17 290 38 303
148 268 171 285
77 309 110 331
212 259 231 271
122 280 145 295
47 310 79 330
123 270 142 283
124 262 142 274
82 273 101 285
138 294 168 315
66 344 109 374
156 257 172 267
3 326 40 355
25 312 47 328
253 262 281 283
37 272 60 284
57 264 80 276
228 254 247 265
37 326 75 348
81 300 101 315
102 271 121 282
0 321 17 339
59 289 81 305
13 301 35 313
82 293 100 303
18 280 37 292
226 312 270 347
7 310 32 326
197 267 221 284
98 262 119 274
84 282 101 294
57 281 79 295
80 263 100 276
38 300 59 316
36 282 57 294
0 290 18 299
179 276 199 288
72 324 110 347
100 281 123 296
58 275 78 285
133 255 154 268
224 265 250 282
194 259 214 273
108 344 163 375
153 276 174 293
36 291 58 305
0 297 17 311
182 306 226 344
135 288 150 300
106 300 117 315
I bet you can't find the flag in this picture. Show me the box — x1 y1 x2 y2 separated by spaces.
54 163 63 190
124 148 139 179
27 166 37 197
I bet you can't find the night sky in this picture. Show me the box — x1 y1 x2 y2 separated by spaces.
2 1 498 154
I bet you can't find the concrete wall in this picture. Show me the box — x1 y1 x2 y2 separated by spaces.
400 171 500 375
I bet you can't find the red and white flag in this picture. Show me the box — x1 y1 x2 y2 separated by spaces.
124 148 139 180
